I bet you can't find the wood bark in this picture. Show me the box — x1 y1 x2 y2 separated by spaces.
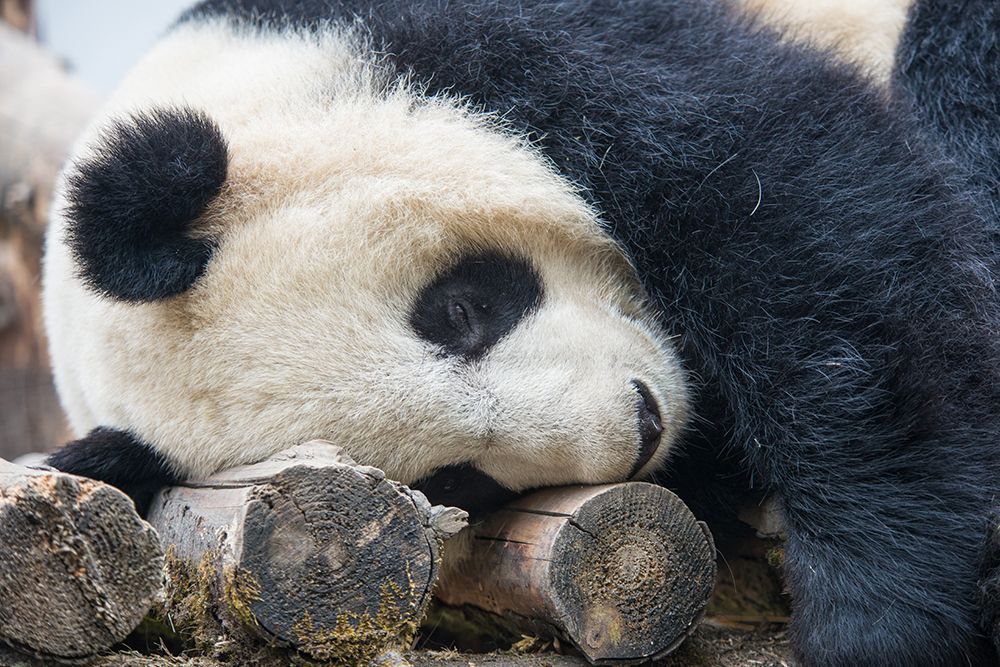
0 22 98 459
146 441 467 662
435 483 716 665
0 458 164 664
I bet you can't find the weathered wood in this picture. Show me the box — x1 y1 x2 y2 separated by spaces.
0 23 98 459
435 483 716 665
146 441 467 663
0 459 164 663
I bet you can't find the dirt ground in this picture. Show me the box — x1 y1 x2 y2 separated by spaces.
76 621 790 667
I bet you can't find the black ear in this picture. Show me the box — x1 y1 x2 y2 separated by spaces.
893 0 1000 218
65 106 228 302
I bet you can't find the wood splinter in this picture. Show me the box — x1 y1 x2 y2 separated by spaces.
0 458 164 664
146 440 467 662
436 483 716 665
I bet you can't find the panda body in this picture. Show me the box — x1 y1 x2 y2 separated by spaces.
43 1 1000 666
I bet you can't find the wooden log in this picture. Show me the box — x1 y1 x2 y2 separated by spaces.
435 483 716 665
145 441 467 664
0 458 164 663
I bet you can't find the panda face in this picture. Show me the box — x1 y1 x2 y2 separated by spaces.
43 21 689 500
173 176 688 493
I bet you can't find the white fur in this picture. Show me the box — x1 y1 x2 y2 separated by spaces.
737 0 912 81
44 20 688 488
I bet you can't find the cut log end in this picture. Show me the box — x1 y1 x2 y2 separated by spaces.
239 463 440 646
147 441 465 664
436 482 716 664
0 462 163 662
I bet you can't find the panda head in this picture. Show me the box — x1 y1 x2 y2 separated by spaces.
44 25 689 514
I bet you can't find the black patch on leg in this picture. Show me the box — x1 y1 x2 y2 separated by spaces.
65 106 228 302
47 427 182 516
411 464 521 520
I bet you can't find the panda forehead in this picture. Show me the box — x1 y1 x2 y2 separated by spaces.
93 19 636 307
106 21 590 223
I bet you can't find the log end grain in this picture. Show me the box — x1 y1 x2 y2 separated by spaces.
436 482 716 665
540 484 715 663
0 470 163 662
147 442 465 664
239 464 442 658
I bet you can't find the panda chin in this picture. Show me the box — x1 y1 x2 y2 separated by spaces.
410 463 522 520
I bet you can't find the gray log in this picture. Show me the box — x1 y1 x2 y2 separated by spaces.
0 459 163 663
435 483 716 665
146 441 466 663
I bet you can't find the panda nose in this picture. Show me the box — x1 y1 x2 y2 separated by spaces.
630 380 663 478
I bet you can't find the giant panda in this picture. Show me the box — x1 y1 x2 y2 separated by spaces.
41 0 1000 665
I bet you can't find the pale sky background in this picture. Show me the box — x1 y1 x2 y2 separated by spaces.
36 0 196 94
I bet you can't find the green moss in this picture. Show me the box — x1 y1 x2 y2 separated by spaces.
291 579 420 665
132 548 435 666
148 548 285 665
222 566 261 630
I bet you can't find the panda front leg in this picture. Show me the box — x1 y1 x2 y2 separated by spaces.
763 439 996 666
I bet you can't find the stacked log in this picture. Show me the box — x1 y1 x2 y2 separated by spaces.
145 441 467 664
0 459 163 664
436 483 716 664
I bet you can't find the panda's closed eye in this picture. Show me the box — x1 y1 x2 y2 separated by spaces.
447 299 474 333
411 251 542 360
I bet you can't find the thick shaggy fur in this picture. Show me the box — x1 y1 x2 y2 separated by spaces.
895 0 1000 226
894 0 1000 653
47 427 181 515
737 0 911 80
43 1 1000 665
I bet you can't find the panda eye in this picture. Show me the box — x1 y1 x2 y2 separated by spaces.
448 299 473 333
410 251 543 360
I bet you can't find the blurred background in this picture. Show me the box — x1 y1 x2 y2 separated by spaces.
37 0 193 93
0 0 192 460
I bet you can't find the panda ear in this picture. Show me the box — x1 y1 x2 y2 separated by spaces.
65 106 228 302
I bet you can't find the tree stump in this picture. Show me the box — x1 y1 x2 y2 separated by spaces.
435 483 716 665
146 441 467 664
0 458 163 664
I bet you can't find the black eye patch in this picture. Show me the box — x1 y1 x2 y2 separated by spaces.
409 251 543 360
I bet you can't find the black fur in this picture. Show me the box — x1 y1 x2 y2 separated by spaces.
411 464 521 520
894 0 1000 656
65 107 227 302
894 0 1000 226
47 427 182 516
410 252 543 360
179 1 1000 664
